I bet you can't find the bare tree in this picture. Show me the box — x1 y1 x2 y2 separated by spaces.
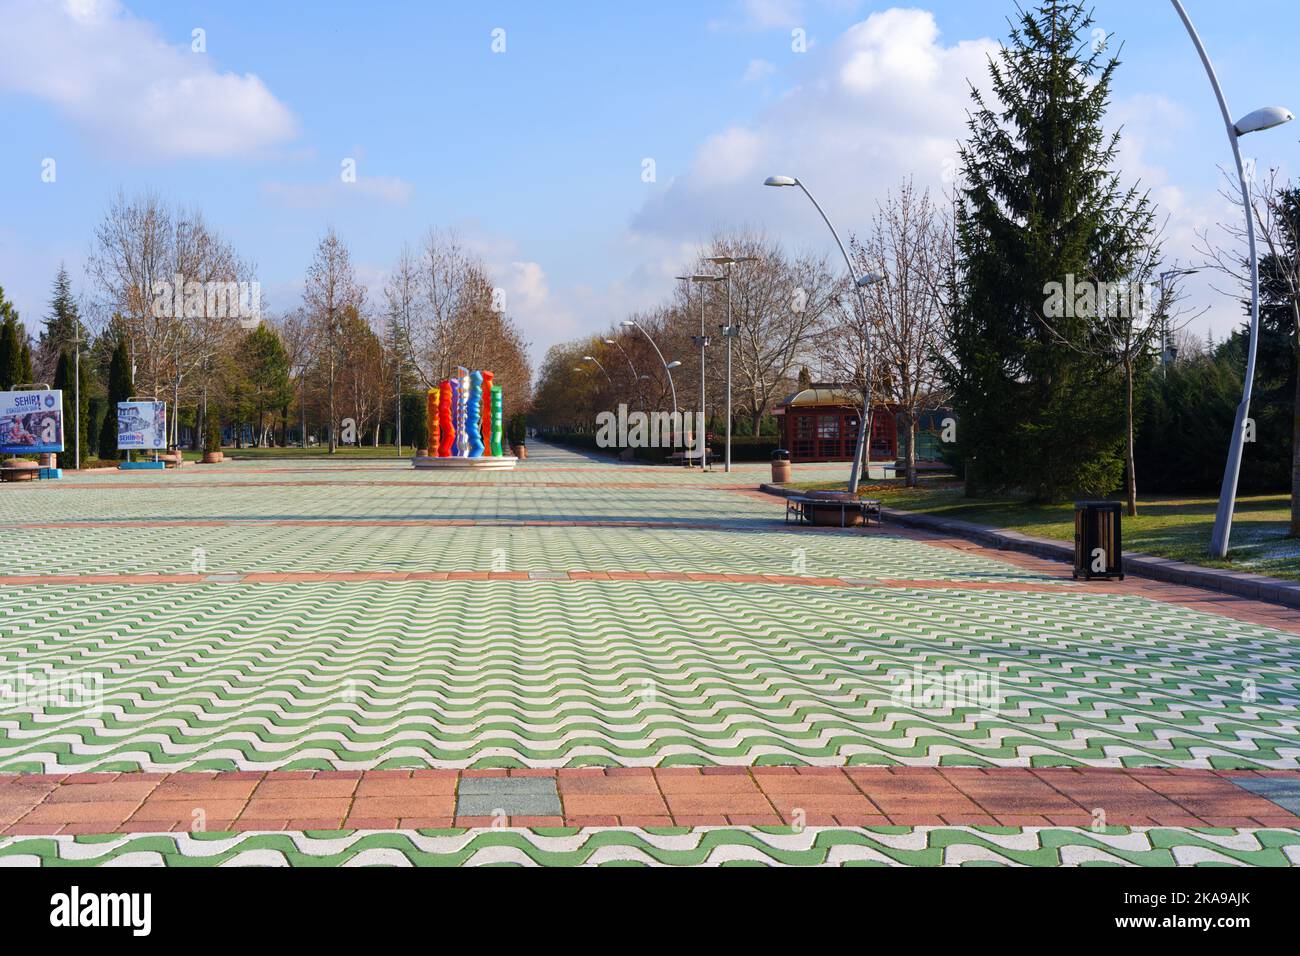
86 191 253 447
303 228 365 453
1197 165 1300 534
847 181 954 487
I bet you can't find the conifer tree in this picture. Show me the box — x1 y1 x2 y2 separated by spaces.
946 1 1156 500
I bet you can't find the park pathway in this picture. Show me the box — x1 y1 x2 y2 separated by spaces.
1 441 1298 865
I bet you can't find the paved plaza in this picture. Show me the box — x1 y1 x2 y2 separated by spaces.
2 442 1299 865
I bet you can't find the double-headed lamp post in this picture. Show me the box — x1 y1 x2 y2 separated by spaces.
679 273 726 469
621 320 681 415
764 174 884 492
705 255 758 473
1171 0 1293 558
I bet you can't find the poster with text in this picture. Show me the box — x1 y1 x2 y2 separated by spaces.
117 401 168 450
0 389 64 454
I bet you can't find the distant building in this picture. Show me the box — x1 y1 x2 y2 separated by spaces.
773 385 897 464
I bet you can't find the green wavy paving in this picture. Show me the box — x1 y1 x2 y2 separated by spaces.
2 581 1297 771
0 524 1055 582
0 827 1296 866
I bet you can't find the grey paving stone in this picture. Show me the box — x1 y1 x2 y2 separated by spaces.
457 775 558 796
1227 776 1300 815
456 792 562 816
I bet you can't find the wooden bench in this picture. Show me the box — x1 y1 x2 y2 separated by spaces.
0 460 40 482
785 494 882 528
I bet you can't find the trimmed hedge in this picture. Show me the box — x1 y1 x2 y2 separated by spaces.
540 431 780 463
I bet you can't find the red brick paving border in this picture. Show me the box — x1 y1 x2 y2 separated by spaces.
1 767 1296 835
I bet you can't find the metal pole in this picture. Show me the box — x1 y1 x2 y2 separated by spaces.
586 356 613 385
724 271 733 473
1171 0 1259 558
72 325 80 469
396 358 402 456
794 180 874 492
699 290 707 471
608 339 642 408
300 368 307 449
627 321 677 414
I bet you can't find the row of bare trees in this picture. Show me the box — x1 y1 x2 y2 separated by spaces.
76 191 532 452
533 179 956 485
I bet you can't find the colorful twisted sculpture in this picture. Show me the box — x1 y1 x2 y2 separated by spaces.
455 369 469 457
424 369 508 459
466 371 485 458
438 380 455 458
490 385 504 457
426 388 439 456
480 371 495 456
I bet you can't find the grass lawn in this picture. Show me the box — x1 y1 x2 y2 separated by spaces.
786 477 1300 580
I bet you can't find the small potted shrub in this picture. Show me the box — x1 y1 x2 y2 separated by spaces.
508 414 527 460
201 417 224 464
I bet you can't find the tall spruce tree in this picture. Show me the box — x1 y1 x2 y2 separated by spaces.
39 266 87 378
0 286 24 390
98 335 134 460
946 1 1156 500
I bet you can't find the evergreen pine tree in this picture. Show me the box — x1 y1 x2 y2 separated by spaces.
98 336 134 460
0 286 25 389
39 266 86 378
946 1 1157 500
0 317 21 390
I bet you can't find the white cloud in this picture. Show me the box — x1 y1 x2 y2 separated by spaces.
262 175 415 209
0 0 297 159
632 8 999 241
736 0 804 30
741 58 778 84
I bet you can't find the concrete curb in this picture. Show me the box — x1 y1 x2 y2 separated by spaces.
758 483 1300 611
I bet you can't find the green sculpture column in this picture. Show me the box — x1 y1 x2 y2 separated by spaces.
490 386 504 457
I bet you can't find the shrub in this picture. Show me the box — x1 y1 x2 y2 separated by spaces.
204 416 222 454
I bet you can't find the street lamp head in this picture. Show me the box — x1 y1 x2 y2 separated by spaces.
667 361 682 370
620 320 635 328
856 273 886 287
602 338 616 345
689 273 724 283
764 175 798 187
582 356 596 362
1234 106 1294 136
705 255 760 265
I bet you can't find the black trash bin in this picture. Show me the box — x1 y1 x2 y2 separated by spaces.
1074 501 1124 580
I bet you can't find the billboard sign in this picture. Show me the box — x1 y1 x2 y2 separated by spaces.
0 389 64 454
117 401 167 451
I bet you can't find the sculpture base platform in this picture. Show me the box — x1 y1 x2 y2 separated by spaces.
412 455 519 471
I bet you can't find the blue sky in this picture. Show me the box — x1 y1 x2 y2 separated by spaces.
2 0 1298 365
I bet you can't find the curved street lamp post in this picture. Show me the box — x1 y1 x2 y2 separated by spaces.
1171 0 1293 557
764 175 884 492
620 320 681 416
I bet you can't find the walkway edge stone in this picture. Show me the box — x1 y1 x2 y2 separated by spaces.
758 482 1300 611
